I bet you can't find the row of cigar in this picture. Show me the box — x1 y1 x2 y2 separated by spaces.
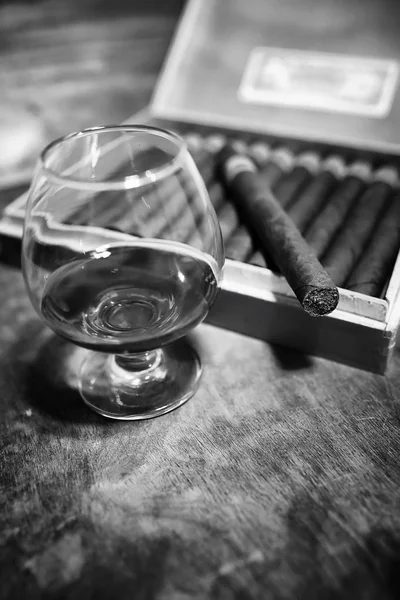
184 131 400 299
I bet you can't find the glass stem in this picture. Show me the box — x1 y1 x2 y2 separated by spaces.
113 350 162 373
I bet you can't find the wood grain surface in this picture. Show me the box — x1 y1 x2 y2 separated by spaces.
2 1 400 599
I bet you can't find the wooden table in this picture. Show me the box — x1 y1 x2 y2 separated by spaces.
1 2 400 599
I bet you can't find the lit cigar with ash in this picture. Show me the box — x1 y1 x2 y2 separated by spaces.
217 145 339 316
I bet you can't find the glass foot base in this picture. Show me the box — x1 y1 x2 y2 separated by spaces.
78 339 202 420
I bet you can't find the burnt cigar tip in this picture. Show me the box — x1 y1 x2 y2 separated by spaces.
300 286 339 317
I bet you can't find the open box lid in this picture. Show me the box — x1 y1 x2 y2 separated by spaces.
150 0 400 154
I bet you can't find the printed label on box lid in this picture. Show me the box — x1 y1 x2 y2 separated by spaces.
150 0 400 152
238 48 399 118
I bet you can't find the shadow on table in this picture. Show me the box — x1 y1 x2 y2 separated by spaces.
0 235 23 269
26 332 105 424
270 343 314 371
280 489 400 600
24 328 206 425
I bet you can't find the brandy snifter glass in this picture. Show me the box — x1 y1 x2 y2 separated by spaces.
22 125 224 419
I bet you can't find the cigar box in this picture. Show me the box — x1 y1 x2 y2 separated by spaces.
2 0 400 374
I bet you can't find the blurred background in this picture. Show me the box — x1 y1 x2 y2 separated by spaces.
0 0 186 189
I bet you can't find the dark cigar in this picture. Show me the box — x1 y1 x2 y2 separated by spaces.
218 146 339 316
141 138 219 239
230 139 248 154
257 145 294 190
207 181 226 212
248 142 271 168
274 152 319 209
245 144 294 268
225 225 254 262
305 161 371 258
323 167 398 287
152 135 227 248
345 189 400 297
204 133 226 154
250 154 336 273
216 201 240 242
154 140 219 237
247 146 277 270
223 141 257 261
245 147 273 270
64 161 146 228
184 182 227 251
61 139 216 240
288 155 345 233
109 187 162 235
113 171 187 238
195 136 257 256
168 180 226 248
249 250 268 268
185 133 219 185
155 191 198 244
65 147 182 234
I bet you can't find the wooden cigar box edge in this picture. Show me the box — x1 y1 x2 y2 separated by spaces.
222 259 389 323
384 251 400 351
206 286 389 374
